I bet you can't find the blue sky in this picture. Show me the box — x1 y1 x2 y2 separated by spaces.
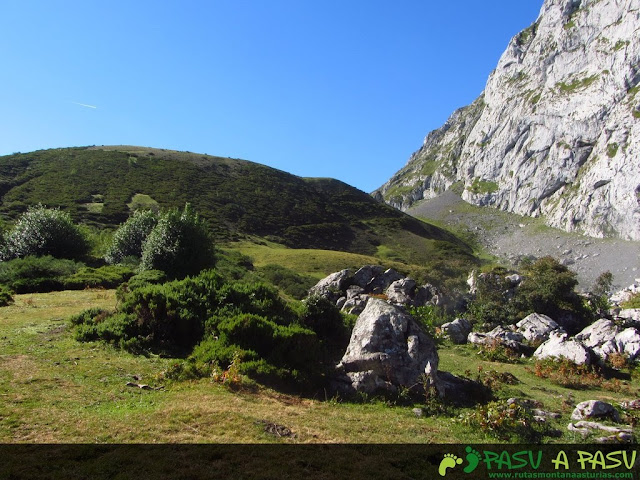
1 1 542 193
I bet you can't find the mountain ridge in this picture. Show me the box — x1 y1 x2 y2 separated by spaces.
375 0 640 241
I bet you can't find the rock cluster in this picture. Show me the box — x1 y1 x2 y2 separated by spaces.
460 309 640 366
309 265 441 316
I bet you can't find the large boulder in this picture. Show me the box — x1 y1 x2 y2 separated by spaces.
516 313 564 345
366 268 404 294
615 328 640 361
441 318 472 344
352 265 385 289
386 278 417 305
575 319 621 362
336 299 440 396
533 332 593 365
572 400 621 423
308 269 353 301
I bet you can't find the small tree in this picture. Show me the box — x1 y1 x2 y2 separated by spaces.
513 256 587 330
140 203 214 278
105 210 158 265
2 205 88 260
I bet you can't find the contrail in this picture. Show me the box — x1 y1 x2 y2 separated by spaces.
72 101 97 109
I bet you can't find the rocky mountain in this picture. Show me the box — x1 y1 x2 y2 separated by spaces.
375 0 640 241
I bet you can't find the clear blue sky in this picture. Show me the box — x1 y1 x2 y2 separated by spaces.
0 0 542 193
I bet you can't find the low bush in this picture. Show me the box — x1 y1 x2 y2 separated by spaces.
62 265 135 289
0 256 81 293
460 399 551 442
529 358 636 394
72 268 353 392
0 284 14 306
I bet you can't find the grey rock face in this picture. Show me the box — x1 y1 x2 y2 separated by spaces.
572 400 621 422
308 269 353 301
516 313 564 344
575 319 621 361
375 0 640 241
386 278 417 305
441 318 472 344
533 332 593 364
336 299 440 395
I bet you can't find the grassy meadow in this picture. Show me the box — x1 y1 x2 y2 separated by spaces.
1 287 638 444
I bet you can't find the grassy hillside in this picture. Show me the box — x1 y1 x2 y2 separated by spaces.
0 146 472 266
2 290 637 445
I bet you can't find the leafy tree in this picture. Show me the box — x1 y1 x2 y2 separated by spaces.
466 267 518 326
513 256 587 331
1 205 88 260
140 203 214 278
104 209 158 265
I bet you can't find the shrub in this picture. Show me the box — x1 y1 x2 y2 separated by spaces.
2 205 88 260
62 265 135 289
466 267 519 326
621 292 640 309
0 256 82 293
460 399 549 442
140 203 214 278
0 284 14 306
514 257 586 326
104 210 158 265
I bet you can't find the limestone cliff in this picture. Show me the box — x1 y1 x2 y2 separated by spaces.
375 0 640 240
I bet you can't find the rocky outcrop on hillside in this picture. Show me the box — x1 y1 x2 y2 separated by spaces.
375 0 640 241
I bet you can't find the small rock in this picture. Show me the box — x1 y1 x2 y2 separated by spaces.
572 401 621 422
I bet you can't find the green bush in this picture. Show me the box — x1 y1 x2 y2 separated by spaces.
2 205 88 260
0 256 82 293
120 269 167 292
62 265 135 289
72 269 349 392
104 210 158 265
140 204 214 278
513 257 588 331
461 399 550 442
0 284 14 306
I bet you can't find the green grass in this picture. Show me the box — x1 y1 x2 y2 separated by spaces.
127 193 159 212
468 178 499 195
556 74 599 93
1 290 638 444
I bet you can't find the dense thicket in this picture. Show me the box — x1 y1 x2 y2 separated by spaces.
72 270 350 392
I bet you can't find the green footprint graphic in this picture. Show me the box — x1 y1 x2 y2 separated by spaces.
463 446 482 474
438 453 463 476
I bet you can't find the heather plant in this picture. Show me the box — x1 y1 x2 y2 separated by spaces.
2 205 88 260
104 209 158 265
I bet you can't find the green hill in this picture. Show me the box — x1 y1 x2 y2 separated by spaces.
0 146 473 266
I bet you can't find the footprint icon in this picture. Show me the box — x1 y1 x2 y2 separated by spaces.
464 446 482 474
438 453 463 477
